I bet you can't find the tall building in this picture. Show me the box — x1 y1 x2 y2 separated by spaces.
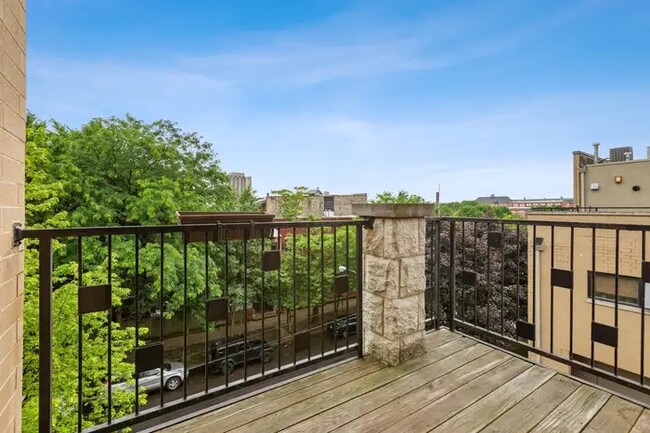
229 172 252 195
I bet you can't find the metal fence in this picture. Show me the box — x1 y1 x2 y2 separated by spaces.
15 219 368 433
426 217 650 400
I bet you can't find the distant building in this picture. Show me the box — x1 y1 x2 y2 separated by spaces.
229 172 252 195
475 195 573 216
263 188 368 218
573 143 650 209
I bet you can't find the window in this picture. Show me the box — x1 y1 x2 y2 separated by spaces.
588 271 650 308
324 196 335 212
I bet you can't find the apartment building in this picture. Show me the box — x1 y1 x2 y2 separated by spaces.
529 144 650 402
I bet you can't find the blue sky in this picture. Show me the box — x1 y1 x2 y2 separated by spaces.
27 0 650 201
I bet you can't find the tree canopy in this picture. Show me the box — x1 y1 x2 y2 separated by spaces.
372 190 428 204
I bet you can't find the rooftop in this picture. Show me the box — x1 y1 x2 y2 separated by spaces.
159 330 648 433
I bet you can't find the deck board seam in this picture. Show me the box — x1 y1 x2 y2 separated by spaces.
577 395 612 433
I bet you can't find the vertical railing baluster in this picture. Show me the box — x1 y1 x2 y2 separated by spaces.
526 225 542 342
292 227 297 364
320 226 325 357
159 233 164 407
135 234 140 415
261 232 266 376
461 222 465 323
449 222 456 332
345 225 350 349
434 220 441 329
516 224 520 325
107 235 113 423
642 230 646 385
356 224 364 357
244 225 249 380
225 232 230 385
77 237 83 432
306 224 311 360
474 222 478 326
591 227 596 368
570 227 575 360
487 222 491 331
500 223 505 336
550 225 555 354
39 237 53 433
615 229 620 376
205 231 210 393
333 226 338 350
276 231 282 372
183 232 188 400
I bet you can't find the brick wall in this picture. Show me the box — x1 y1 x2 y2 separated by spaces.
0 0 25 431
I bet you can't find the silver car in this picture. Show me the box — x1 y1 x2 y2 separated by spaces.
111 362 188 393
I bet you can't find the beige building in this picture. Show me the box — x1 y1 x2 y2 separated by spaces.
528 212 650 403
529 144 650 402
573 143 650 208
0 0 26 431
263 190 368 218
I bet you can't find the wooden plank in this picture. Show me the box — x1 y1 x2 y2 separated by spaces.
225 336 477 433
432 366 555 432
482 374 581 433
283 343 497 433
165 360 383 433
379 359 532 433
530 385 610 433
583 396 643 433
631 409 650 433
424 328 462 350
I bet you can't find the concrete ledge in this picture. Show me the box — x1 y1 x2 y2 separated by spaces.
352 203 434 218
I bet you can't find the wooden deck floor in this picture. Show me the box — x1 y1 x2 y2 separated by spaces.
160 330 650 433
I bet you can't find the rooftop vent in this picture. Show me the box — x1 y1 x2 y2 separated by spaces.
610 146 634 162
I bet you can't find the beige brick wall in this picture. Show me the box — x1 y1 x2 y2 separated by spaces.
0 0 25 431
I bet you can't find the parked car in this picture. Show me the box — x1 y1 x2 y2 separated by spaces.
111 362 188 393
327 314 357 338
209 338 273 375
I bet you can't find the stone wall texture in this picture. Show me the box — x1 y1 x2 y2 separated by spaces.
0 0 25 431
362 217 426 366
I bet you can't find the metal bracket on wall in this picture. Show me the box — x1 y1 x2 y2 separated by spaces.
12 222 24 247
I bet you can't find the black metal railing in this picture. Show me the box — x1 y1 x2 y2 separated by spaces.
426 217 650 399
16 219 368 433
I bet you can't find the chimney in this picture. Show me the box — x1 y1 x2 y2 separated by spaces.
647 146 650 160
593 142 600 164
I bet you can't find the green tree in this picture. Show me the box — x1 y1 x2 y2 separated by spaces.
22 113 235 432
372 190 428 204
271 187 310 220
438 201 520 219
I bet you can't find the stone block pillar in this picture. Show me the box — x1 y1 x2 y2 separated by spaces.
352 204 432 366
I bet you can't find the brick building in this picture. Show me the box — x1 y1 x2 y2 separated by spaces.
0 0 26 431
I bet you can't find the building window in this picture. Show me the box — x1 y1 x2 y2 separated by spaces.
587 271 650 308
324 196 335 212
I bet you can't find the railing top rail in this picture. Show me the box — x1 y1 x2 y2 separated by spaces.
426 216 650 231
14 218 372 241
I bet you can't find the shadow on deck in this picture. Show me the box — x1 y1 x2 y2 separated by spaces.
156 330 650 433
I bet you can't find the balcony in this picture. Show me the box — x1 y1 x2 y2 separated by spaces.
15 205 650 432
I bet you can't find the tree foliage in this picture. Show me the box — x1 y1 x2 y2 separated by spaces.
372 190 428 204
22 113 237 432
271 187 310 220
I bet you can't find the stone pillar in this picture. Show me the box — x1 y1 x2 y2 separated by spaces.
0 0 26 431
352 204 432 366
